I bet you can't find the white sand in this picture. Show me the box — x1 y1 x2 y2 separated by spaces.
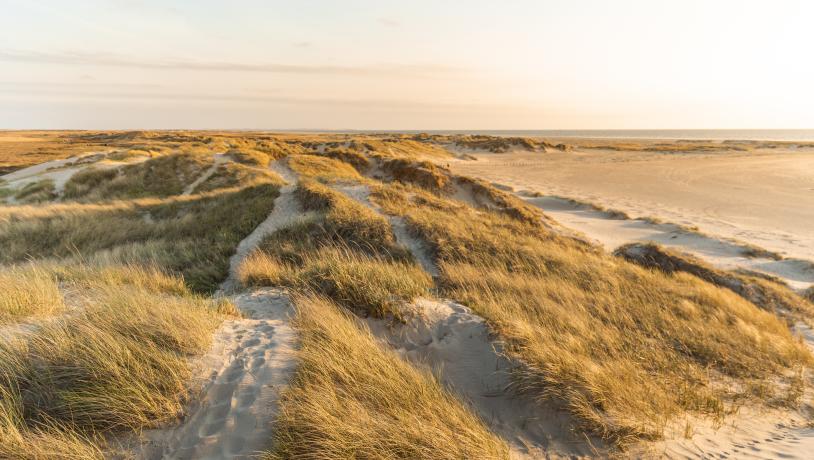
141 288 296 459
366 298 603 459
449 148 814 263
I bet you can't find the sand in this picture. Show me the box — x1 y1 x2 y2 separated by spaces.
523 195 813 291
449 147 814 263
366 298 603 459
141 288 296 459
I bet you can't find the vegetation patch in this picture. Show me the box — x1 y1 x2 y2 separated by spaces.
0 184 279 293
240 182 426 318
64 153 213 201
265 294 508 459
192 162 284 193
614 243 814 325
14 179 57 203
287 154 366 183
0 264 233 458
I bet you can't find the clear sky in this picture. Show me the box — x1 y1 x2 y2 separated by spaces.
1 0 812 129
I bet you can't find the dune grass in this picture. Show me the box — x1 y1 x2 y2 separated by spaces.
0 265 64 325
226 148 272 167
287 154 367 183
0 184 279 293
64 153 213 201
0 264 233 458
265 294 508 460
315 148 370 172
614 242 814 326
192 161 284 193
240 181 427 318
14 179 57 203
370 180 812 446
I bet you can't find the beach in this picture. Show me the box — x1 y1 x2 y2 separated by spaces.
450 142 814 264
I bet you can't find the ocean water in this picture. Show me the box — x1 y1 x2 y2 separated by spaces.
391 129 814 142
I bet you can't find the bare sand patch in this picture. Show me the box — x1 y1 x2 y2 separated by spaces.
140 288 296 459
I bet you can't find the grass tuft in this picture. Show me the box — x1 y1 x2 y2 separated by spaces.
265 294 509 459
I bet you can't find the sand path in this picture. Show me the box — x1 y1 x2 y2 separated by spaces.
183 153 228 195
144 289 296 459
140 159 303 458
333 183 601 458
219 159 302 294
449 149 814 262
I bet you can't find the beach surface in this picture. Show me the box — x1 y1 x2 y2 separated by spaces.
449 144 814 263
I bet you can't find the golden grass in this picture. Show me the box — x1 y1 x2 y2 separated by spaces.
287 154 367 183
192 161 284 193
265 294 509 459
614 243 814 326
240 181 427 318
0 265 64 325
0 184 279 293
379 157 452 193
64 153 213 201
370 181 812 446
362 137 454 159
226 148 271 167
0 264 232 457
316 148 370 172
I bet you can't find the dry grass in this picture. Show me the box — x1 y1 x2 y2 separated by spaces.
0 265 64 324
64 153 213 201
370 181 812 446
0 264 233 457
287 154 367 183
14 179 57 203
379 157 452 193
614 243 814 325
192 162 284 193
362 137 454 159
265 294 509 459
240 181 427 318
226 148 272 167
0 184 279 293
316 148 370 172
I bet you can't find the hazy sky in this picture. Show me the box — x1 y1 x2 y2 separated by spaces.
1 0 812 129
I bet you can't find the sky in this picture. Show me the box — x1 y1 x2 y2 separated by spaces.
1 0 812 130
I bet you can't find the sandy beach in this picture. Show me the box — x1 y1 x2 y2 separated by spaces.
449 144 814 263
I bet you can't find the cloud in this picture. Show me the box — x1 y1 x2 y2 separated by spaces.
293 41 313 48
0 49 458 78
0 84 516 113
